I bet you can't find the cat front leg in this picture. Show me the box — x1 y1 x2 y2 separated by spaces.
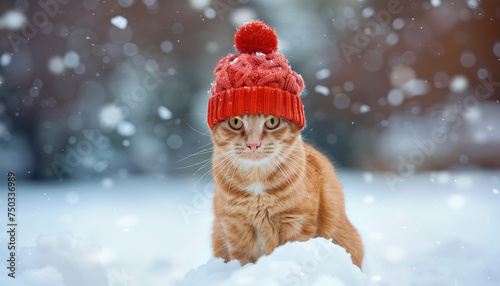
257 218 280 256
212 217 230 262
221 216 258 265
278 213 317 245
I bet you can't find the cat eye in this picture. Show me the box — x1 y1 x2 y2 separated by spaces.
265 116 280 129
228 117 243 130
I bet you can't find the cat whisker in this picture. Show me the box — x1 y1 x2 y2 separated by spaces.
196 141 215 150
201 154 240 198
284 150 323 182
176 147 217 164
286 148 325 176
274 152 320 209
184 120 212 137
180 147 237 177
176 157 213 170
281 143 323 196
224 159 240 215
211 154 241 212
270 157 297 214
292 144 329 172
239 164 248 188
270 141 319 209
191 151 234 178
191 159 215 177
195 152 238 186
214 156 239 195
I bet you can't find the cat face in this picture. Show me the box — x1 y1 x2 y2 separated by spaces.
211 114 301 165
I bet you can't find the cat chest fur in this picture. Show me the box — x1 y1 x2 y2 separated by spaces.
225 186 315 260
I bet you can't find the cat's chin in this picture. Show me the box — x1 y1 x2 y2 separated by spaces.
239 156 270 168
242 152 267 161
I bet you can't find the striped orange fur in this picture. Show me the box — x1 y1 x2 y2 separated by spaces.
211 115 364 268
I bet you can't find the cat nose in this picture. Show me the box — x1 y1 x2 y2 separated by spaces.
246 143 261 152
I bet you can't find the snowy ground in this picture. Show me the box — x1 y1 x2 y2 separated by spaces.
1 169 499 286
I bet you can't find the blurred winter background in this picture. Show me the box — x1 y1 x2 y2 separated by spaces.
0 0 499 285
0 0 498 180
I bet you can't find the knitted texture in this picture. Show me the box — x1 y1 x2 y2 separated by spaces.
208 21 305 130
211 53 304 97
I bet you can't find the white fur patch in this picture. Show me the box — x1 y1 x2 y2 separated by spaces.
246 183 265 195
239 158 270 170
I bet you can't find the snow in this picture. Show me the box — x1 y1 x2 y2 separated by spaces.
314 85 330 96
430 0 441 7
494 43 500 58
167 134 183 149
434 71 450 88
230 7 258 27
2 170 498 285
189 0 211 10
315 68 331 80
66 192 80 204
363 196 374 204
343 81 354 92
392 18 405 30
361 7 374 18
102 177 114 188
179 238 366 286
477 68 488 79
390 65 416 87
143 0 157 7
387 89 404 106
111 15 128 30
466 0 479 9
118 0 135 8
123 43 139 56
460 51 476 68
204 8 216 19
29 86 39 97
333 93 350 109
47 56 66 75
1 52 12 66
0 10 26 30
63 51 80 68
99 104 125 130
75 64 86 75
0 232 107 286
21 266 66 286
447 194 466 209
449 75 469 92
401 79 430 97
359 104 371 114
343 7 355 19
161 40 174 53
386 33 399 46
117 120 136 136
158 106 173 120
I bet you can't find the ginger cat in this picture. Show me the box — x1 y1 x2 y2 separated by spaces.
211 114 364 269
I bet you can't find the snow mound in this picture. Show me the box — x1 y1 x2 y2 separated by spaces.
179 238 366 286
0 232 108 286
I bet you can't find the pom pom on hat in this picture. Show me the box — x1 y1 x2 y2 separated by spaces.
234 21 278 54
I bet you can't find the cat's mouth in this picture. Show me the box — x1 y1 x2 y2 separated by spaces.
240 155 270 168
244 151 265 161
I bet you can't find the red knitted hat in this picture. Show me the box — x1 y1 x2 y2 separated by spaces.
208 21 305 130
